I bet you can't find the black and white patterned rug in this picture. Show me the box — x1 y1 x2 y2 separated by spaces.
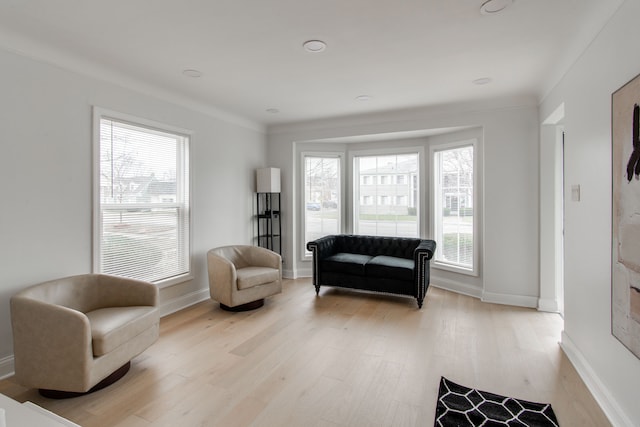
434 377 560 427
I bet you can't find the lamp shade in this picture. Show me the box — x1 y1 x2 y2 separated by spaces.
256 167 281 193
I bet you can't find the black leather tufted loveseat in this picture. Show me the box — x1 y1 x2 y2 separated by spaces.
306 234 436 308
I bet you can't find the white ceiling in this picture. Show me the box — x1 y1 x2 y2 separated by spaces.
0 0 623 127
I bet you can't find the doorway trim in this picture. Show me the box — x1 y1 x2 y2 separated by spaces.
539 103 565 313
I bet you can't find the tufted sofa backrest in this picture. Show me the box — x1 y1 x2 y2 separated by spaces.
334 235 420 259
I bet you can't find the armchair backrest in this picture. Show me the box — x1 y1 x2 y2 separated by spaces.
14 274 158 313
209 245 280 269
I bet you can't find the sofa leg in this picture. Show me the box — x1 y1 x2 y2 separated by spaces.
417 297 424 309
315 285 320 295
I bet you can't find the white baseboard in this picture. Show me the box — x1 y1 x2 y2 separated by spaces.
159 288 210 317
0 354 14 380
560 331 634 427
282 267 312 280
294 267 312 279
537 297 559 313
431 278 482 299
481 290 538 308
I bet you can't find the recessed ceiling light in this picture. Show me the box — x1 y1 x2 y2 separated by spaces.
182 69 203 78
303 40 327 53
355 95 372 101
473 77 493 85
480 0 513 15
266 108 280 114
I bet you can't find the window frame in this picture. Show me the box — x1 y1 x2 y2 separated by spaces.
300 151 345 261
92 107 193 288
350 146 424 239
430 138 479 276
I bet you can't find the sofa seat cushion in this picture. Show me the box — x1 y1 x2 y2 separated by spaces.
236 266 280 290
366 255 414 281
323 253 373 276
86 306 158 357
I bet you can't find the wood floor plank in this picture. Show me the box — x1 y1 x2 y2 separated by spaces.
0 279 612 426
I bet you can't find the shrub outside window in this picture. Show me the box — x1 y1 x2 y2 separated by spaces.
94 111 191 286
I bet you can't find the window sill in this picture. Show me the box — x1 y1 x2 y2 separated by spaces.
433 261 478 277
155 273 194 288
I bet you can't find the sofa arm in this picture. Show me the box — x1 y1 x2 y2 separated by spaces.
415 239 436 260
306 235 339 289
11 296 93 389
306 235 338 260
414 239 436 308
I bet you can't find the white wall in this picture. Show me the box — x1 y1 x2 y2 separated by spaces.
540 0 640 424
0 48 267 373
267 97 540 307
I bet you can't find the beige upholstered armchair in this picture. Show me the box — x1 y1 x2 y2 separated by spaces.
207 245 282 311
10 274 159 398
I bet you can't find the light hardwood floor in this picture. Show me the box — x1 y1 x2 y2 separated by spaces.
0 279 610 426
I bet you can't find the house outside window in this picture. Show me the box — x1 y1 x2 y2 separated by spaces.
354 152 419 237
303 155 341 257
94 110 191 286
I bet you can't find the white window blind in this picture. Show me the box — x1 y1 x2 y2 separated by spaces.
304 155 341 256
95 115 190 285
433 144 474 271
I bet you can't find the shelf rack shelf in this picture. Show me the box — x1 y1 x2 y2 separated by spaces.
256 192 281 254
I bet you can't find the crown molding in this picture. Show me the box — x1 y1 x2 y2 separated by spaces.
0 28 265 134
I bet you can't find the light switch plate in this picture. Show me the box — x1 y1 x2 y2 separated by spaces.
571 185 580 202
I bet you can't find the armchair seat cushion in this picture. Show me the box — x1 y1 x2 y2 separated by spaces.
366 255 414 281
236 267 280 290
86 306 159 357
323 253 373 275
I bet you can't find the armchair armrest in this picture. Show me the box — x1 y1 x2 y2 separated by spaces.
11 296 93 389
208 250 238 286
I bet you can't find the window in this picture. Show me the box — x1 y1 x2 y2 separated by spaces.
433 143 475 272
304 155 341 255
94 111 191 286
354 153 419 237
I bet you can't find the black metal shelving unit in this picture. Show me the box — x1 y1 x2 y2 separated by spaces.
256 192 281 254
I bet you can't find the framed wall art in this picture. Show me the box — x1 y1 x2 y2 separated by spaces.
612 72 640 359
